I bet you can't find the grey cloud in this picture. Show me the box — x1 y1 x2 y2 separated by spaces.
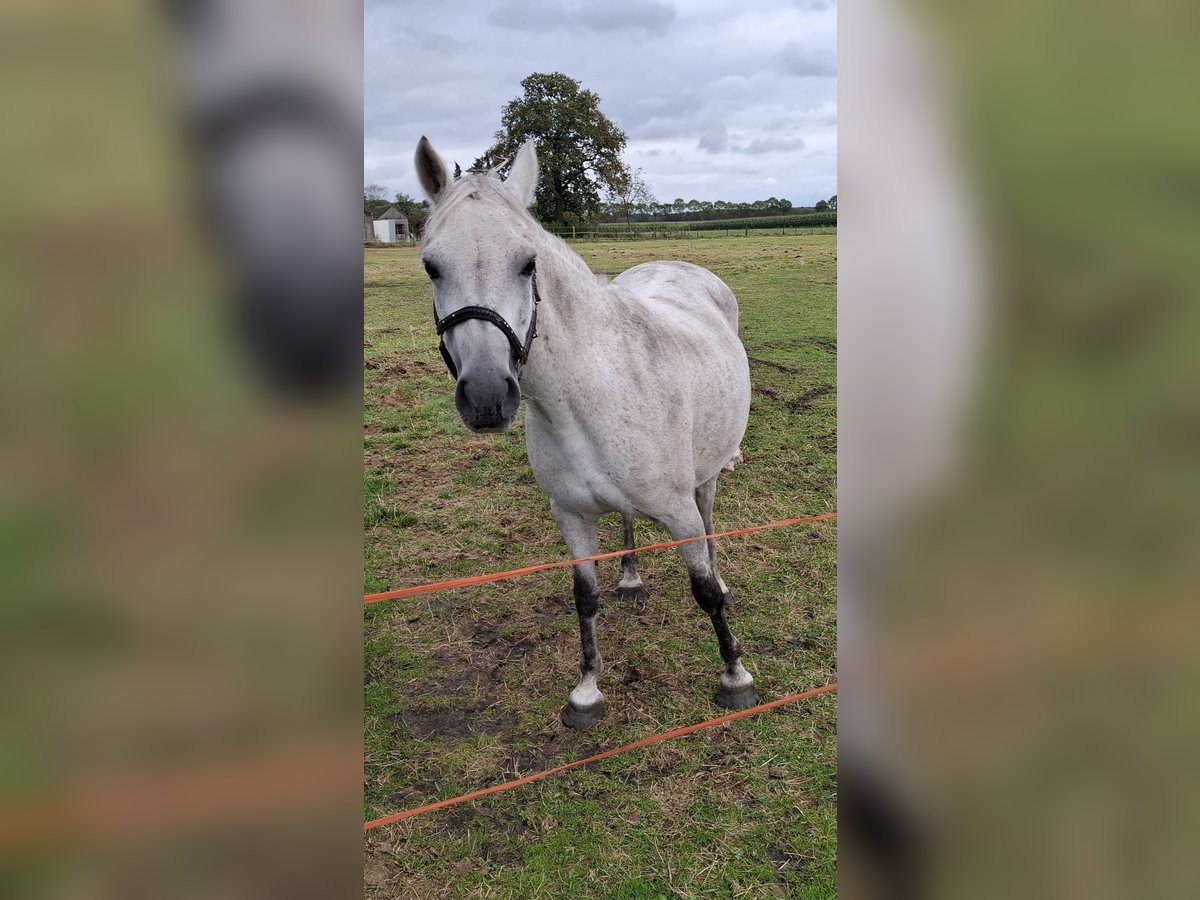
487 1 569 32
576 1 676 36
616 90 707 131
489 0 676 37
698 126 729 154
776 42 837 78
733 136 807 155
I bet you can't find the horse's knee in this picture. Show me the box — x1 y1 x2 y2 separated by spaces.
688 571 726 617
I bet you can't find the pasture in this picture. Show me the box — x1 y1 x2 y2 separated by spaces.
364 234 836 898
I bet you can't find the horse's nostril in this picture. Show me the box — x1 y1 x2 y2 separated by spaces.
454 373 518 432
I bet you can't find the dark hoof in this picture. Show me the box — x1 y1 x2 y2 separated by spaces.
715 683 760 710
561 699 606 729
617 585 649 611
722 591 737 608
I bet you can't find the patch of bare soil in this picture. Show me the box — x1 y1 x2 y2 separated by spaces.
381 359 443 380
487 638 538 680
378 391 417 411
410 665 484 700
532 593 572 624
396 703 500 740
766 844 818 874
786 384 833 412
387 777 445 809
748 356 804 376
442 805 533 865
756 635 822 659
362 439 462 490
752 384 782 401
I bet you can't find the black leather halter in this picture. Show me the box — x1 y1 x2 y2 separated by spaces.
434 270 540 380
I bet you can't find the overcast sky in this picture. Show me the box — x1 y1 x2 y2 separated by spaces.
365 0 836 207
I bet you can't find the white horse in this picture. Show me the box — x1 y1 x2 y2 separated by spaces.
415 137 755 728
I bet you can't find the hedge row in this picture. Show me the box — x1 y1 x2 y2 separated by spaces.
589 212 837 233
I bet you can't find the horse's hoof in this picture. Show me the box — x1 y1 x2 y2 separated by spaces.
722 591 737 608
561 699 606 729
617 585 649 611
715 683 760 710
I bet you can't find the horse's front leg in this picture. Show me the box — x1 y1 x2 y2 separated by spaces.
552 504 606 729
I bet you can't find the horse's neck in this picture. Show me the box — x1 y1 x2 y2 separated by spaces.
535 233 607 329
521 232 610 395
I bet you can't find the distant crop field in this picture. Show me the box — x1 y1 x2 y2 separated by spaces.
364 234 836 899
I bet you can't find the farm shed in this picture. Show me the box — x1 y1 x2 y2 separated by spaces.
372 206 410 243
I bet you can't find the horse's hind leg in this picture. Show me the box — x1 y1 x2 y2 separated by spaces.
617 514 649 610
659 503 759 710
552 504 607 729
695 475 734 607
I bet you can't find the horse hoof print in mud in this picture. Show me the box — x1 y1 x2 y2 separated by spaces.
415 136 758 729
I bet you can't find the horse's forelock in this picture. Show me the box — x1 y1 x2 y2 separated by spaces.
422 172 534 241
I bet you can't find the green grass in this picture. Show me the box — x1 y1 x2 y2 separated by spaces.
364 235 836 899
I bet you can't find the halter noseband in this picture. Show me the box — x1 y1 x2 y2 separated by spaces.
434 269 540 380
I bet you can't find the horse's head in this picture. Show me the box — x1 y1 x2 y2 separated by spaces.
414 136 540 434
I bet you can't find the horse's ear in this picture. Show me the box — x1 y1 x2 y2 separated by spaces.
504 140 539 207
415 136 450 203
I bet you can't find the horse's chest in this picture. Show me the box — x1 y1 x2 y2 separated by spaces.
524 409 646 514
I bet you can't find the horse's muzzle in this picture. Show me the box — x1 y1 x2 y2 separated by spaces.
455 372 521 433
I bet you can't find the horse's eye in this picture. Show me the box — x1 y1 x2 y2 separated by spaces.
423 261 440 280
520 259 536 278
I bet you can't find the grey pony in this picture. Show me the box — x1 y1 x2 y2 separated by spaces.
415 136 755 728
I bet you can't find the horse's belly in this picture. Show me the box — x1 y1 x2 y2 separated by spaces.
524 390 745 518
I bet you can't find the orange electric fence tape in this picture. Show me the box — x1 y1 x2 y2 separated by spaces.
364 512 836 605
364 682 837 831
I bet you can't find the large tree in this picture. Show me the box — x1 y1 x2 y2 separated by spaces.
474 72 630 228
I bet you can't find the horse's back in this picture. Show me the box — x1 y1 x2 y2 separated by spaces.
601 260 749 492
612 261 739 334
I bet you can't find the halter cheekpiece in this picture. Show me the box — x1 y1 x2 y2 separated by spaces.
434 269 540 380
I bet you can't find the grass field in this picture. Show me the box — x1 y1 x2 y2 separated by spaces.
364 234 837 899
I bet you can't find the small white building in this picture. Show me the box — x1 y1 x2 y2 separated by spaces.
373 219 399 242
372 206 410 243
